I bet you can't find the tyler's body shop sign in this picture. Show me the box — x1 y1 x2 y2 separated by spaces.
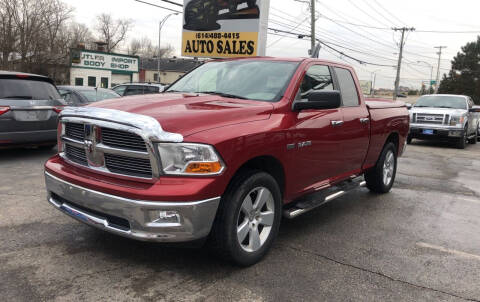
182 0 270 58
71 50 139 73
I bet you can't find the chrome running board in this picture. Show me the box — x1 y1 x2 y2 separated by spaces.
283 178 366 219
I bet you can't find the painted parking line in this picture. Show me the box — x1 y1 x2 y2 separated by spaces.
457 197 480 205
416 242 480 261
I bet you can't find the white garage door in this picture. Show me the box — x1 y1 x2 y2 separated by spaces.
111 74 131 86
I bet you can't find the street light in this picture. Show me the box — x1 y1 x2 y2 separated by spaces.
158 13 178 84
370 69 381 97
417 61 434 94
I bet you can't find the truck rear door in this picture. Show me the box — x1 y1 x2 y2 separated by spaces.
333 67 370 176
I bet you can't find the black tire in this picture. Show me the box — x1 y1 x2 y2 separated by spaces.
469 130 478 144
406 135 413 144
457 127 467 149
209 170 282 266
365 142 397 193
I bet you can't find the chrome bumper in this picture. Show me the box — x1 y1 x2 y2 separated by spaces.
45 172 220 242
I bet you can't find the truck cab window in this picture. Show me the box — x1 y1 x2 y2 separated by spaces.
298 65 334 100
334 68 360 107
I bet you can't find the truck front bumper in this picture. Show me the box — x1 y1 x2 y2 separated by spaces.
45 172 221 242
409 124 464 140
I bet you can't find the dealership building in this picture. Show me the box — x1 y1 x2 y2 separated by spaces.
70 49 139 88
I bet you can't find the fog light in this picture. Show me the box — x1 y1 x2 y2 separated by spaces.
148 210 181 226
449 131 463 137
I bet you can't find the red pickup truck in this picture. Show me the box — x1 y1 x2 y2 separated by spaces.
45 57 409 266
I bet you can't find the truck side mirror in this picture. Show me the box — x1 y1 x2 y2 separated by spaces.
293 90 342 111
405 103 412 110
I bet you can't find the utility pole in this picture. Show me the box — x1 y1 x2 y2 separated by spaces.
392 27 415 100
310 0 315 54
434 46 447 93
294 0 316 55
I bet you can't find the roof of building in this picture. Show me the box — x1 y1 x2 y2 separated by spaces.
140 58 203 72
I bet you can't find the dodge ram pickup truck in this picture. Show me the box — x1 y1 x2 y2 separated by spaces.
408 94 479 149
44 57 409 266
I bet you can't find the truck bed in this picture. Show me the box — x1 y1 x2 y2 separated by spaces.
365 98 407 109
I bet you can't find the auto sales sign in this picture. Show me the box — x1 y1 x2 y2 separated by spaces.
182 0 270 58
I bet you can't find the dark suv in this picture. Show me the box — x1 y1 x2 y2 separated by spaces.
0 71 65 149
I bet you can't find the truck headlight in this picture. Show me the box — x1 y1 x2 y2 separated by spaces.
157 143 225 175
450 116 465 126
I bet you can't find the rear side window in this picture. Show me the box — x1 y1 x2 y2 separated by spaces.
0 78 60 100
125 86 144 96
334 68 360 107
112 85 127 96
145 86 160 93
299 65 334 100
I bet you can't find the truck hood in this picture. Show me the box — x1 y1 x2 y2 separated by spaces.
89 93 274 137
410 107 467 116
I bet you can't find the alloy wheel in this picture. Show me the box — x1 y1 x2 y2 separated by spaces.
236 187 275 253
383 150 395 186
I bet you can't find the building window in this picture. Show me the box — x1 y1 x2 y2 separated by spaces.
101 77 109 88
75 78 84 86
153 73 159 82
88 76 96 87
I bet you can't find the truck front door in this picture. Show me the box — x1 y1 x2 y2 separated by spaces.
290 64 344 194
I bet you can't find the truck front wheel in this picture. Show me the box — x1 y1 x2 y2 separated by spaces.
365 142 397 193
209 170 282 266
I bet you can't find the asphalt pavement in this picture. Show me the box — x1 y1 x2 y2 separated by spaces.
1 140 479 301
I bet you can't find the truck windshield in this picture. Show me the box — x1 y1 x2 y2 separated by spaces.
166 60 299 102
414 95 467 109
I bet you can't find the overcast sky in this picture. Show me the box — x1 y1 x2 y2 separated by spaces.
64 0 480 89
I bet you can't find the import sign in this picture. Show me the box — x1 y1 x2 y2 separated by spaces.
182 0 270 58
71 50 139 73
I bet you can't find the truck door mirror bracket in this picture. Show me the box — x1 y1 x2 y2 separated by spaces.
293 90 342 111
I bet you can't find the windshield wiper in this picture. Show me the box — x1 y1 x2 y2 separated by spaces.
3 95 33 99
196 91 248 100
436 106 454 109
165 90 185 93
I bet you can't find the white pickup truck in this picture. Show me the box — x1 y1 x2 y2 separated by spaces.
408 94 480 149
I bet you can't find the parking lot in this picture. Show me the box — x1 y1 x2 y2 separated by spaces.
1 141 480 301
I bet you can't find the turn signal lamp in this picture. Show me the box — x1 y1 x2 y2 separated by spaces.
0 106 10 116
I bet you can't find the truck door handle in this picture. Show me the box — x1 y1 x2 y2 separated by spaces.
360 118 370 124
331 120 344 127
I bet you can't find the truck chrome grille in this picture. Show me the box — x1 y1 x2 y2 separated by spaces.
105 154 152 178
415 113 448 125
62 122 154 180
65 144 87 166
101 128 148 152
65 123 85 141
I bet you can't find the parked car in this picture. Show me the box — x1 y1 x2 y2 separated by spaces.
58 86 120 106
111 83 164 97
408 94 479 148
0 71 65 149
45 58 409 266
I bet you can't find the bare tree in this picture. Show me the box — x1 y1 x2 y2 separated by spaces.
95 13 133 53
0 0 17 69
128 36 174 58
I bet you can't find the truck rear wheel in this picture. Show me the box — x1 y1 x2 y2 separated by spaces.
209 170 282 266
365 142 397 193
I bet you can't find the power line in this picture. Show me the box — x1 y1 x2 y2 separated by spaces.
268 27 396 67
154 0 183 7
133 0 182 13
372 0 406 26
346 0 391 28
